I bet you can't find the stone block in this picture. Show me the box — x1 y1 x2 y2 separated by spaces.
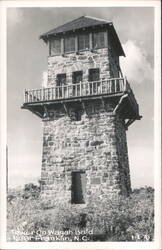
91 177 101 185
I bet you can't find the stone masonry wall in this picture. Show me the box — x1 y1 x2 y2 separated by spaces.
41 100 131 206
40 39 129 207
47 48 111 87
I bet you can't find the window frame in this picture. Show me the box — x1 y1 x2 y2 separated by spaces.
88 68 100 82
78 33 90 52
56 73 66 86
72 71 83 84
64 35 76 53
48 29 108 56
50 38 61 56
92 31 106 50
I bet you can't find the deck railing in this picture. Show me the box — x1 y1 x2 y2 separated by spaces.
23 77 139 115
24 78 127 104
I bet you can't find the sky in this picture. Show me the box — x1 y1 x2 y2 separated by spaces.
7 7 154 189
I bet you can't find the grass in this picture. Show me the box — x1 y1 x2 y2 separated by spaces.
7 184 154 242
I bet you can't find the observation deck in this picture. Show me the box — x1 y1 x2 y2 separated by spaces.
22 77 141 125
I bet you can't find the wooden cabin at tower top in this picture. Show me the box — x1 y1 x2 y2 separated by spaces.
40 15 125 57
38 16 127 91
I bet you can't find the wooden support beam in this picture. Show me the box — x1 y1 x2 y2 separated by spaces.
62 101 69 116
125 118 136 129
113 94 128 114
100 97 106 110
43 105 49 118
80 99 87 114
127 94 139 117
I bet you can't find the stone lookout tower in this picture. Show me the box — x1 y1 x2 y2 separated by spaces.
22 16 141 205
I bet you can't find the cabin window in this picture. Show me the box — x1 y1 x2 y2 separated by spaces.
88 68 100 82
71 171 86 204
50 38 61 55
64 35 75 53
78 33 89 51
93 31 105 49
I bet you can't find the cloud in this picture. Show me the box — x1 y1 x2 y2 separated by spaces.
120 40 153 85
42 71 48 88
7 8 23 26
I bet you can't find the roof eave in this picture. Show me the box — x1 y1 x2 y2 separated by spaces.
39 22 111 43
39 22 125 57
109 24 125 57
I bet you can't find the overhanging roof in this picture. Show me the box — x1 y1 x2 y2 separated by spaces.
40 15 125 56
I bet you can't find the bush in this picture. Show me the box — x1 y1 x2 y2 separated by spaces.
7 186 154 242
85 187 154 241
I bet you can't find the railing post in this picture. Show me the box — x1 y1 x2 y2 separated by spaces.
51 88 53 100
92 81 94 95
28 91 30 102
24 89 26 103
26 90 28 103
75 84 77 97
88 82 90 95
40 89 42 101
55 87 57 99
114 79 117 92
119 79 122 92
124 77 127 91
110 80 112 93
101 80 103 94
48 88 50 100
80 81 82 96
32 91 34 102
54 87 55 100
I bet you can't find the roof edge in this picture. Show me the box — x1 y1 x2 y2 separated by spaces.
39 15 112 41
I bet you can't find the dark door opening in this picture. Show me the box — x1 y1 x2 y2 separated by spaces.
56 73 66 98
72 71 83 96
88 68 100 82
88 68 100 94
71 171 86 204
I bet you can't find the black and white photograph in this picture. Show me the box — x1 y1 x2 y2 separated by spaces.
0 0 161 249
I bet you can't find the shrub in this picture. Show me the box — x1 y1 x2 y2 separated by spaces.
7 186 154 242
85 187 154 241
22 183 40 199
